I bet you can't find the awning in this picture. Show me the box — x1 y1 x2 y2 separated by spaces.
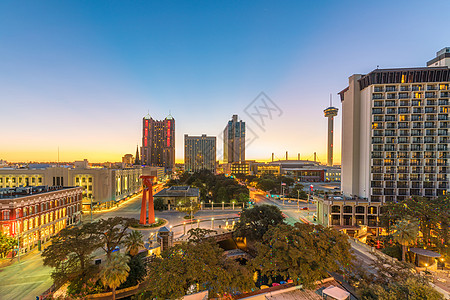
322 285 350 300
410 248 441 258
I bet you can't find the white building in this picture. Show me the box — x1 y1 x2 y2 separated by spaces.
340 48 450 203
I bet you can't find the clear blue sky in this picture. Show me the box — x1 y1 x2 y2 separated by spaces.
1 0 449 163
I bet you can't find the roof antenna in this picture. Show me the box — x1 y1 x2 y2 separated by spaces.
330 93 332 107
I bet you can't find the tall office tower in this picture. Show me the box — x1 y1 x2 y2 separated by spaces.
141 114 175 171
340 48 450 203
184 134 217 172
324 98 339 167
223 115 245 163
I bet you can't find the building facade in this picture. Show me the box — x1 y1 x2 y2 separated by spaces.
141 114 175 171
340 48 450 203
153 186 199 207
223 115 245 163
0 186 82 252
0 166 142 211
184 134 216 172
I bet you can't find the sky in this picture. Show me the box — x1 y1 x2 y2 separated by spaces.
1 0 450 164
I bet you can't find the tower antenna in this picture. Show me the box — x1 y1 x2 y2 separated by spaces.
330 93 332 107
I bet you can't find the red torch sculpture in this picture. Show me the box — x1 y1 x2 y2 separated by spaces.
140 176 155 225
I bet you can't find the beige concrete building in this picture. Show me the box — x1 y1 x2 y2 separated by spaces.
340 48 450 203
184 134 216 172
0 165 142 210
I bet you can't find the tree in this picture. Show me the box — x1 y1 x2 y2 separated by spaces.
380 196 450 251
89 217 135 260
251 223 353 289
186 228 217 243
234 204 285 241
154 198 166 211
100 253 130 300
124 230 144 256
42 225 100 286
392 218 419 262
353 253 444 300
217 186 228 202
145 241 254 298
0 232 16 258
120 253 147 288
256 179 276 192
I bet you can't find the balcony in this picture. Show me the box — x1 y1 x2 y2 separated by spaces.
425 93 437 99
373 94 384 100
438 115 449 121
399 93 410 99
386 94 397 99
372 108 384 114
439 99 449 105
441 92 450 98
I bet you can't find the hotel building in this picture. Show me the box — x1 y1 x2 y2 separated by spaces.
184 134 216 172
141 114 175 171
340 47 450 203
0 185 82 252
223 115 245 163
316 48 450 236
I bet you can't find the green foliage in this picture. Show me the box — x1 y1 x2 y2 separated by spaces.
186 228 217 243
89 217 135 260
288 184 307 199
0 231 16 258
100 253 130 300
234 204 285 241
171 170 250 203
256 179 277 192
124 230 144 256
354 253 444 300
153 197 166 211
119 253 147 288
145 241 255 298
392 218 419 261
251 223 353 289
380 196 450 255
42 225 101 286
381 244 402 261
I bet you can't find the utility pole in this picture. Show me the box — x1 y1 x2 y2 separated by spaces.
297 189 300 212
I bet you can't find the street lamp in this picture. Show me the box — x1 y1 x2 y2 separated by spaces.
425 263 428 272
440 258 445 270
211 218 214 229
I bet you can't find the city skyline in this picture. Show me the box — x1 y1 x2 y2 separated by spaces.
1 1 450 164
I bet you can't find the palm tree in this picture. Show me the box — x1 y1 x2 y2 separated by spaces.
124 230 144 256
100 253 130 300
392 218 419 262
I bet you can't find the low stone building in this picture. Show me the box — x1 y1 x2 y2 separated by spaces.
153 186 199 207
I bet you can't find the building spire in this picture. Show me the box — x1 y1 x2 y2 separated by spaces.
134 145 140 165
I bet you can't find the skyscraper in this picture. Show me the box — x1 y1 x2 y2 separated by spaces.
223 115 245 163
141 114 175 171
340 48 450 203
184 134 216 172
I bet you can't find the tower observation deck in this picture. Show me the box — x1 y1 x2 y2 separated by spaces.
324 105 338 167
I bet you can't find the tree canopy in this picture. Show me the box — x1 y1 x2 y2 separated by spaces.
234 204 285 241
353 253 444 300
145 241 254 299
42 224 100 286
251 223 353 289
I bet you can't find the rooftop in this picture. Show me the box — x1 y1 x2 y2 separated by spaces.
154 186 200 198
0 185 77 199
